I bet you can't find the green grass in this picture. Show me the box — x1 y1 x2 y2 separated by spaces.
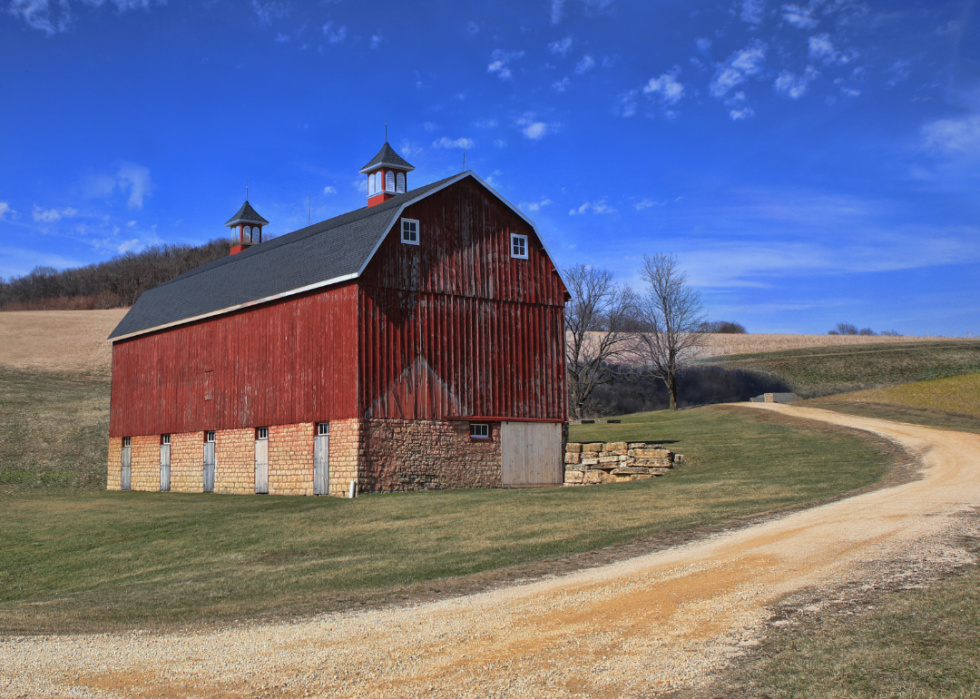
698 340 980 398
802 373 980 436
715 564 980 699
0 365 899 634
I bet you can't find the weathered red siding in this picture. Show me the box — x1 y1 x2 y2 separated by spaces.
358 177 567 421
110 283 358 437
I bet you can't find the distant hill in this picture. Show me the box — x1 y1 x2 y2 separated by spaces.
0 239 230 311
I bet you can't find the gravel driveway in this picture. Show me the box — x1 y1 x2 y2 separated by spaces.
3 404 979 699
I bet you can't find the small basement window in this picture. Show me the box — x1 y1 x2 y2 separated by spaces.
161 434 171 445
469 423 490 439
256 427 268 440
401 218 419 245
123 436 131 448
510 233 528 259
205 430 216 443
317 422 330 436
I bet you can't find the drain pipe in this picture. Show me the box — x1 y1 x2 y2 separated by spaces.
348 480 357 499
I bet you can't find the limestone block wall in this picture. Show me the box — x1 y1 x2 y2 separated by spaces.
328 418 362 497
563 442 681 485
215 428 257 495
268 422 315 496
107 438 122 490
358 418 502 492
170 431 204 493
130 434 161 492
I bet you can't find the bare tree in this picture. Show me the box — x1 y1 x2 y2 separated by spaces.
633 254 705 411
563 265 636 419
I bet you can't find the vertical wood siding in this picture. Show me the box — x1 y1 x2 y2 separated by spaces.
358 178 567 421
110 283 358 437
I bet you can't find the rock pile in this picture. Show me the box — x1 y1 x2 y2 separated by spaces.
563 441 683 485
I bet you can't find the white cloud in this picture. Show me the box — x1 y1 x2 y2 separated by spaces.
922 115 980 156
433 136 474 149
370 34 383 49
252 0 287 25
117 238 145 254
643 70 684 105
424 121 439 131
740 0 765 25
887 58 911 86
710 40 767 98
553 77 570 92
575 54 596 75
487 49 524 80
323 186 337 194
696 37 712 52
275 32 289 43
773 66 818 99
549 37 573 56
636 199 655 210
550 0 565 24
569 200 614 215
0 202 14 220
616 89 639 117
10 0 154 34
322 21 347 43
582 0 615 16
781 3 817 28
493 139 507 148
32 205 78 223
730 106 755 120
808 34 858 65
399 140 423 157
521 198 552 212
116 162 152 209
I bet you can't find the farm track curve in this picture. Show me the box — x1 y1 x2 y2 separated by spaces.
2 403 979 699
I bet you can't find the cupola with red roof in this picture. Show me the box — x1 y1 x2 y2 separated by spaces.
360 142 415 207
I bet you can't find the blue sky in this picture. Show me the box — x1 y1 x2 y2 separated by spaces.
2 0 978 335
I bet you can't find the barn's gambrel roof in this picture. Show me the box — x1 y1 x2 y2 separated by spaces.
109 172 564 341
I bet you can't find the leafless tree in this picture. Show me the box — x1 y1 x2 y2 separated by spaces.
563 264 637 419
633 254 706 411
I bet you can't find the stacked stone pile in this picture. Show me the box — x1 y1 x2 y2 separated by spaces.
563 441 683 485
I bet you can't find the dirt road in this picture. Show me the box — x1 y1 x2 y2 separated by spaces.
3 404 979 699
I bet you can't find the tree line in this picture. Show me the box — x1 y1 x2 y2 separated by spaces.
0 240 231 311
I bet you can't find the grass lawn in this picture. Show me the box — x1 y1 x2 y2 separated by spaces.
0 365 902 634
698 340 980 398
801 373 980 435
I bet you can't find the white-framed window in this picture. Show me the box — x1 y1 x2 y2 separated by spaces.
470 423 490 439
205 430 216 443
401 218 419 245
510 233 528 259
369 173 376 195
317 422 330 436
386 171 394 191
123 436 131 448
396 172 405 193
162 434 171 445
244 225 252 242
256 427 268 440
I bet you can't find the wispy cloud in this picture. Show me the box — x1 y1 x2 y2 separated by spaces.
549 37 573 56
808 34 858 65
569 200 614 215
922 115 980 156
781 3 817 29
643 69 684 106
710 40 767 98
370 33 383 49
487 49 524 80
252 0 287 25
773 66 818 99
474 118 498 128
322 21 347 43
433 136 474 149
574 54 596 75
615 89 639 117
0 202 15 220
466 20 479 36
550 0 565 24
521 198 552 212
515 113 557 140
81 162 153 210
10 0 154 35
553 77 570 92
740 0 765 25
323 186 337 195
32 205 78 223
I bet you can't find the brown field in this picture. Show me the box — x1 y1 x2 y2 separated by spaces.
0 309 128 374
696 332 958 358
810 373 980 417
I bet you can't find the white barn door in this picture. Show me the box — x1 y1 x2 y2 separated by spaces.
314 423 329 495
254 429 269 494
501 422 563 487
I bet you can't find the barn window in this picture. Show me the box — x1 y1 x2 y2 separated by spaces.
161 434 171 445
244 225 252 242
205 430 216 443
123 436 131 447
396 172 405 193
369 173 376 195
256 427 268 440
510 233 528 259
386 171 394 191
317 422 330 436
469 423 490 439
401 218 419 245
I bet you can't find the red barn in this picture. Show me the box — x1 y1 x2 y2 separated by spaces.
107 143 569 496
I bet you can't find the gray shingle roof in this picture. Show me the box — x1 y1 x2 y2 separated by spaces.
224 201 269 227
109 174 459 340
359 142 415 173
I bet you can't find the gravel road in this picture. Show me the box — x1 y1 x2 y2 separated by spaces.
3 404 979 699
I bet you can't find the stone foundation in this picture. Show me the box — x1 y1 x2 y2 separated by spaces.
563 442 683 485
108 417 514 496
358 418 502 492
